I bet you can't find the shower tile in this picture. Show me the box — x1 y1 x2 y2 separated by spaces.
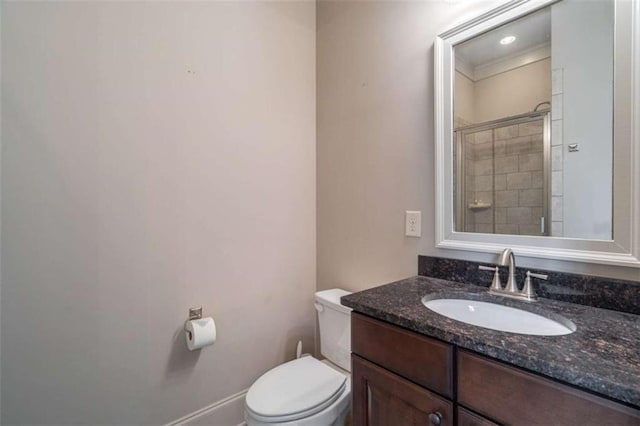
505 136 532 155
474 159 493 176
531 171 544 189
519 153 543 172
474 130 493 144
507 207 532 225
474 175 493 192
495 125 518 140
466 159 475 175
475 223 494 233
494 139 506 156
496 224 519 234
551 221 564 237
495 190 519 207
465 133 476 144
495 155 518 174
494 208 507 224
507 172 532 190
531 134 544 152
519 189 543 207
494 175 506 190
475 191 493 204
552 68 564 95
552 94 563 120
474 141 493 159
466 175 475 191
475 208 493 224
519 121 543 137
465 145 475 160
552 171 563 196
552 120 563 146
520 224 542 236
531 207 543 220
552 196 564 221
551 146 563 171
465 191 475 208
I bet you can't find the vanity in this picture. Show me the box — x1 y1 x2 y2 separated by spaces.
341 0 640 422
342 274 640 426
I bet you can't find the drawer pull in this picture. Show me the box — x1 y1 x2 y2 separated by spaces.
429 411 443 425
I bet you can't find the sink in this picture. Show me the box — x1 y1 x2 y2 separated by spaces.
422 297 576 336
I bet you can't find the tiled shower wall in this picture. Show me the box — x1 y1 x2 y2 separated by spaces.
463 119 545 235
551 68 564 236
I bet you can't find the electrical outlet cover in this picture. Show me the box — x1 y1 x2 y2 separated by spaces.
405 211 421 237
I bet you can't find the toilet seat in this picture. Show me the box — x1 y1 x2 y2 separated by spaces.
245 357 347 423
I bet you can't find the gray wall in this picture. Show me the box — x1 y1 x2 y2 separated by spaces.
317 0 435 291
317 0 639 295
1 2 316 424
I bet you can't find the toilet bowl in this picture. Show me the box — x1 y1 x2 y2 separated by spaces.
245 289 352 426
245 357 351 426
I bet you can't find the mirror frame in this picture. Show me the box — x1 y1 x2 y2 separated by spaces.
434 0 640 267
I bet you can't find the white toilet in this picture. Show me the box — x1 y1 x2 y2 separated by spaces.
244 289 352 426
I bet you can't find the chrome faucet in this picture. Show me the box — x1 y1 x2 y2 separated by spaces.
478 248 548 302
497 248 518 293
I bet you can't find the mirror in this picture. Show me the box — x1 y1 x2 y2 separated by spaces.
454 1 612 240
434 0 640 267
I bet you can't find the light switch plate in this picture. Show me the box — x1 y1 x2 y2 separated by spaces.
405 211 421 237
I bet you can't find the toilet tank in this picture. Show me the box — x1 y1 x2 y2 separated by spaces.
315 289 352 372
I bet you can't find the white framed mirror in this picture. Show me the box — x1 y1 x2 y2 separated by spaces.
434 0 640 267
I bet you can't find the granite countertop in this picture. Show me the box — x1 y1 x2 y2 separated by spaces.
341 276 640 408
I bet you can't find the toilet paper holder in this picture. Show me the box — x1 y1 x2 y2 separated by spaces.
184 306 203 339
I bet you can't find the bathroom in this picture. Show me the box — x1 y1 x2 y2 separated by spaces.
1 0 638 425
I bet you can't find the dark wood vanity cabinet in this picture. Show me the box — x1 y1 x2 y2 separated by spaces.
352 356 453 426
351 313 640 426
458 350 640 426
351 311 453 397
351 313 454 425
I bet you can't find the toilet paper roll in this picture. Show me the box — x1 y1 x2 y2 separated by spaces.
185 317 216 351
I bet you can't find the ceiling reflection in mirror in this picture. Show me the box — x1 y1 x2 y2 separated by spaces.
453 0 614 240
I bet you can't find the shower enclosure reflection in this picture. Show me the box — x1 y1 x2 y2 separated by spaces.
452 0 613 240
455 111 549 236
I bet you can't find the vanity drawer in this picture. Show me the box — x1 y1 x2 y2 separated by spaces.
458 350 640 425
351 313 453 397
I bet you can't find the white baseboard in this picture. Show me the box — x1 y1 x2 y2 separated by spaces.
167 389 248 426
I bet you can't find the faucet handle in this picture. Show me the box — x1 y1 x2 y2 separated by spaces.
528 272 548 280
479 265 502 291
522 271 548 300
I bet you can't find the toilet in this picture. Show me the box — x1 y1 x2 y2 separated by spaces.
244 289 352 426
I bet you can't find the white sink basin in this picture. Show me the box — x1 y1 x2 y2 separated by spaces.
422 298 576 336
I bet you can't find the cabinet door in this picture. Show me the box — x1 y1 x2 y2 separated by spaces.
352 354 453 426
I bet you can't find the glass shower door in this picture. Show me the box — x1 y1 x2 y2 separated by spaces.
455 113 549 236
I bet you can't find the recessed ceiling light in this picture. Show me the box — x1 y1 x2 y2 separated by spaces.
500 36 516 45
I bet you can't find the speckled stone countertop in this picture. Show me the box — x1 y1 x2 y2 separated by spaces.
341 276 640 408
